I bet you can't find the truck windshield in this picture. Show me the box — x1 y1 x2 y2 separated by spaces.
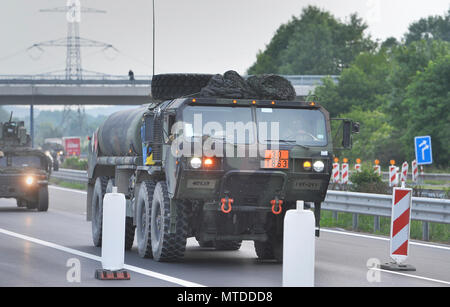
256 108 328 147
182 106 255 144
6 155 43 169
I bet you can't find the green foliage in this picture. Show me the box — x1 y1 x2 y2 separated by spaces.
315 50 391 117
336 109 397 163
247 5 375 75
401 54 450 167
309 9 450 167
349 167 388 194
405 9 450 44
62 156 88 170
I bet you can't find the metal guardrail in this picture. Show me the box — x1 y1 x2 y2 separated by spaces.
323 190 450 224
51 168 87 184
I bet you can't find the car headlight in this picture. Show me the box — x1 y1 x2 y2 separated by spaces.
313 160 325 172
190 157 202 169
25 176 34 185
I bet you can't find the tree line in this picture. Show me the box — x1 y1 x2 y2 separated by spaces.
248 6 449 168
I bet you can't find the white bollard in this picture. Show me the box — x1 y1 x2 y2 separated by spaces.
101 186 126 271
282 200 315 287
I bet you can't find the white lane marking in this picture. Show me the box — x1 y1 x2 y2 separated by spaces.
0 227 205 287
370 268 450 286
321 228 450 252
49 185 87 195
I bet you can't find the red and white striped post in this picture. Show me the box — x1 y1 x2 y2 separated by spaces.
411 160 418 183
381 186 416 271
389 160 398 187
355 158 361 172
373 159 381 176
332 158 340 183
400 162 409 184
341 158 349 185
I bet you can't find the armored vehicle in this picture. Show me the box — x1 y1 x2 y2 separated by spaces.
0 115 51 211
87 73 359 262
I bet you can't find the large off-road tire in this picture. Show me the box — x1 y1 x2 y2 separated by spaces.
214 240 242 251
106 179 135 250
151 73 213 101
150 181 188 262
37 186 49 212
136 180 156 258
91 176 108 247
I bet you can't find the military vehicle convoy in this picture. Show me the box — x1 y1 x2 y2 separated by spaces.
0 114 51 211
87 72 359 262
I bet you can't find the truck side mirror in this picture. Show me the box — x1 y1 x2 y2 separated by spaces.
342 120 352 149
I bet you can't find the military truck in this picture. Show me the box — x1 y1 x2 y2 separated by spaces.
42 140 65 171
0 114 51 211
86 73 359 262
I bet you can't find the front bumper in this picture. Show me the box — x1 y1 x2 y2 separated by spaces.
174 168 330 208
0 174 47 200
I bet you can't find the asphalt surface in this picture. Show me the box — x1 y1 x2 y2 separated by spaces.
0 185 449 287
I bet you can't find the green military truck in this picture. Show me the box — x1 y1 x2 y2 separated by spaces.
87 73 359 262
0 115 51 211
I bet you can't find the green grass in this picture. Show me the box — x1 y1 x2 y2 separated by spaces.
320 210 450 244
49 178 86 191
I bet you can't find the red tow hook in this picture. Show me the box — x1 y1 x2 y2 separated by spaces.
220 197 233 214
270 199 283 215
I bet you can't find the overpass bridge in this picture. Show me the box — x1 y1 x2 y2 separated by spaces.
0 74 338 106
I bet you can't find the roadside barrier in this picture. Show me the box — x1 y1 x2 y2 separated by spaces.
283 201 315 287
341 159 349 185
381 184 416 271
332 161 340 183
95 187 130 280
411 160 418 183
400 162 409 184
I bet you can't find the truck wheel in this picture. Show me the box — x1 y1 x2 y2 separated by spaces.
150 181 188 262
136 180 156 258
106 179 135 251
151 73 213 101
214 240 242 251
91 176 108 247
37 186 49 212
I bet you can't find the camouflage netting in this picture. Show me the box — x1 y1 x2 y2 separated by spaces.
199 70 296 101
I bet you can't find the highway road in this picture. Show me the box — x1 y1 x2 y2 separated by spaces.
0 185 449 287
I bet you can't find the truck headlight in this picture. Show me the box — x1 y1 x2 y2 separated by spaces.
313 161 325 172
25 176 34 185
190 157 202 169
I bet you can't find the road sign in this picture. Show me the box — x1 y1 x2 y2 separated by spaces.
414 136 433 165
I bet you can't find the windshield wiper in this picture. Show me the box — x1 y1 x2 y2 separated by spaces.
264 139 310 150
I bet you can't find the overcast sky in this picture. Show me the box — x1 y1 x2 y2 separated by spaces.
0 0 449 77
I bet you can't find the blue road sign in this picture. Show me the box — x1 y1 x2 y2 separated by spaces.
414 136 433 165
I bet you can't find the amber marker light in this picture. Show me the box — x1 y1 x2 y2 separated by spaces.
390 160 396 165
375 159 380 165
334 157 339 163
252 100 256 105
204 158 214 167
303 161 312 170
356 158 361 164
192 98 197 103
343 158 348 163
233 100 237 104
